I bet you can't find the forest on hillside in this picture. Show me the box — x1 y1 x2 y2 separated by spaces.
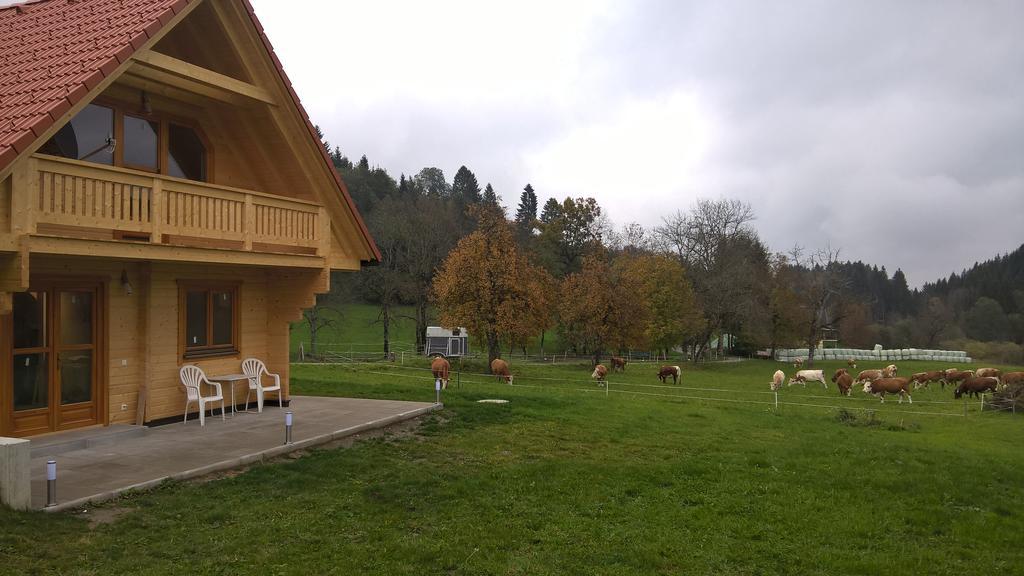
311 127 1024 364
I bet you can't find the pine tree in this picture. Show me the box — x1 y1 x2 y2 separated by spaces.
482 183 499 206
452 166 482 204
515 184 538 228
540 197 562 224
314 124 330 156
358 155 370 171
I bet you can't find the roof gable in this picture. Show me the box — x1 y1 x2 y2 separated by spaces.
0 0 380 263
0 0 190 169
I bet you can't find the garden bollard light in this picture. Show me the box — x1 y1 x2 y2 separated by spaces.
46 459 57 507
285 411 293 445
435 379 441 404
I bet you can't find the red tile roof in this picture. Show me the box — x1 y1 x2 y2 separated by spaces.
0 0 190 171
0 0 379 262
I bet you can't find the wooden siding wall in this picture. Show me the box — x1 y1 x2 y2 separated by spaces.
27 256 300 425
0 175 10 234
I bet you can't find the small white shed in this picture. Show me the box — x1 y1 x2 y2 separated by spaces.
425 326 469 357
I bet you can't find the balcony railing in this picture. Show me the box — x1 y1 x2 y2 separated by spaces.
15 155 328 257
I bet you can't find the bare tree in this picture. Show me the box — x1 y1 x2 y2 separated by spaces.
790 245 850 368
653 198 764 362
303 298 340 360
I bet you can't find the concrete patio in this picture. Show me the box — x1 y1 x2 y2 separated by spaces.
29 396 441 511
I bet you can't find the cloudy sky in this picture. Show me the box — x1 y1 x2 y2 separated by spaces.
23 0 1023 286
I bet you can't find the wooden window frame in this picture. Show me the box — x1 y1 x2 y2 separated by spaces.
178 281 240 360
84 97 213 183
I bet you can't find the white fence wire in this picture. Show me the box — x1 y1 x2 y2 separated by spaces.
297 360 1023 421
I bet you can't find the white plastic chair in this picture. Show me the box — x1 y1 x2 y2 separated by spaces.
179 365 225 426
242 358 282 413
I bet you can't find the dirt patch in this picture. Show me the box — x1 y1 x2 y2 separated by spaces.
73 505 136 529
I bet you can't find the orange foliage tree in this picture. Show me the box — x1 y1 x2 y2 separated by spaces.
620 253 704 358
559 255 648 365
432 207 555 367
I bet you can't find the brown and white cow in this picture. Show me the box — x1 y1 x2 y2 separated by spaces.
793 358 804 369
490 358 513 384
610 356 628 372
430 356 451 389
909 370 945 390
1002 372 1024 387
882 364 898 377
855 369 884 385
658 365 681 385
954 376 998 399
832 369 853 396
847 358 858 370
592 364 608 382
863 377 913 403
789 369 827 388
943 370 974 389
975 368 1001 381
770 369 785 391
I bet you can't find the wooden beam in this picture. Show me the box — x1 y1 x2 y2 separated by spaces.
123 67 244 107
0 241 29 293
131 50 276 106
26 236 326 269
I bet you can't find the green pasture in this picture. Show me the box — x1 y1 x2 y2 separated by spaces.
2 358 1022 575
289 302 570 359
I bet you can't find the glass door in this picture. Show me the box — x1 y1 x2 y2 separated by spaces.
9 284 101 436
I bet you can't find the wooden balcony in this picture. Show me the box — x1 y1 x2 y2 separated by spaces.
8 155 329 265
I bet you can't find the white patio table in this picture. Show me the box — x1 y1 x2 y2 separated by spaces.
206 373 251 417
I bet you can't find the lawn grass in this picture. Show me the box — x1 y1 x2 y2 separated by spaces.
2 358 1022 575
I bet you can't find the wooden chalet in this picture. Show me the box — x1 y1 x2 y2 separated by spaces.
0 0 379 437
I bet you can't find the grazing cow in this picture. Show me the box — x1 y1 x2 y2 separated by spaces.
882 364 898 377
954 376 998 399
789 369 827 388
832 369 853 396
847 358 857 370
1002 372 1024 387
770 369 785 391
658 365 681 385
863 377 913 403
975 368 1001 380
909 370 946 390
490 358 513 384
855 369 883 385
592 364 608 382
430 356 450 389
793 358 804 369
943 370 974 389
611 356 628 372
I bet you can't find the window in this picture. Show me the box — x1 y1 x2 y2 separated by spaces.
123 115 160 171
38 104 114 165
39 101 209 182
168 123 207 181
180 283 239 359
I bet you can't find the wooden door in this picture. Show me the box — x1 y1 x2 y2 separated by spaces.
6 282 104 436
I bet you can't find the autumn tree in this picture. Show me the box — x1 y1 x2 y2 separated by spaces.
432 205 554 366
621 253 704 358
559 254 647 365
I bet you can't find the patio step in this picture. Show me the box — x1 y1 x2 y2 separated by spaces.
30 425 148 458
